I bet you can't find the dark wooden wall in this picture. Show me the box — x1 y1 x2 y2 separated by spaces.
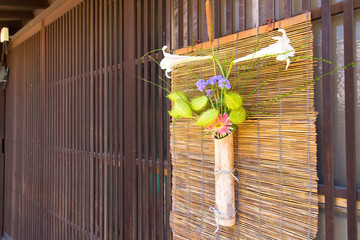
3 0 170 239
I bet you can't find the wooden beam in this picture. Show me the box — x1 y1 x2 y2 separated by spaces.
343 0 357 239
321 0 334 239
311 0 360 20
0 0 48 9
0 11 34 20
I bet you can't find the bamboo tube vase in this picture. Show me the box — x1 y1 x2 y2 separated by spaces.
214 133 236 227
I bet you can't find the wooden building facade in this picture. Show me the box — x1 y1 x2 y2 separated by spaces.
0 0 359 239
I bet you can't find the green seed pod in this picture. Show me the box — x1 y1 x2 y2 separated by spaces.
195 108 219 126
229 107 246 124
190 96 208 112
224 93 243 110
167 92 189 102
173 99 192 118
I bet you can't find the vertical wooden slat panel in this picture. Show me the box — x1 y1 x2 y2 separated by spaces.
343 0 357 239
321 1 334 239
226 0 233 35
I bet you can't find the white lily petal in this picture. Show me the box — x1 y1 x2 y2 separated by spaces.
285 58 290 70
160 46 212 78
232 29 295 70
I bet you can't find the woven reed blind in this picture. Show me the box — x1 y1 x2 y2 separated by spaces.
170 13 318 239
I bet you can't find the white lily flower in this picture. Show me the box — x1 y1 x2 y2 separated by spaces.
160 46 213 78
233 29 295 70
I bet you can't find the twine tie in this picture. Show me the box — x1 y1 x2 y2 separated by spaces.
214 167 239 183
209 207 238 234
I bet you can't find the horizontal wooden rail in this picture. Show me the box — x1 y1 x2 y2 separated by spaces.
311 0 360 21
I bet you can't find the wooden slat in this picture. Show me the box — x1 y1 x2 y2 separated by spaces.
213 0 221 38
284 0 292 18
119 0 124 238
143 0 150 238
321 0 334 239
343 0 357 239
157 0 164 238
113 0 119 239
302 0 310 13
239 0 245 31
136 1 142 239
123 0 136 239
267 0 274 20
150 0 157 238
174 0 180 49
89 0 95 237
166 0 171 47
226 0 233 35
166 0 173 238
192 0 199 42
183 0 189 46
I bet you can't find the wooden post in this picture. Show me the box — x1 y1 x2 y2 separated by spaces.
214 133 236 227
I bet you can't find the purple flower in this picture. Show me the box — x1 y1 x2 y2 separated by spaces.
206 90 213 97
196 79 208 92
218 78 231 90
207 75 223 85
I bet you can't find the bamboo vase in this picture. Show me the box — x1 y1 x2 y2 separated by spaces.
214 133 236 227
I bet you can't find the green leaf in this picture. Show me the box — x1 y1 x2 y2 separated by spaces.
167 92 188 102
229 107 246 124
195 109 219 126
190 96 208 112
224 93 243 110
173 99 192 118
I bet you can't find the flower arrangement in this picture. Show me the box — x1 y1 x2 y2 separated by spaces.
162 27 295 139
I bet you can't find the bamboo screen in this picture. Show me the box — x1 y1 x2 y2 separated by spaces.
170 13 318 239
